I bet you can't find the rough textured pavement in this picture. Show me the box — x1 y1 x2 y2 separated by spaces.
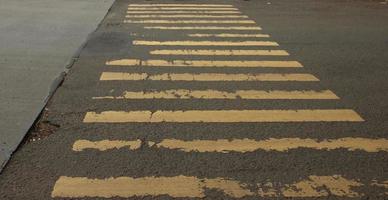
0 0 114 169
1 0 388 199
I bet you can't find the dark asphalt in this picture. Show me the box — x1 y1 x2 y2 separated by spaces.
1 0 388 199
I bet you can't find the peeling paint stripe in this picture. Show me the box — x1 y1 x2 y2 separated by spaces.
127 11 241 14
125 15 248 18
188 33 270 37
52 176 253 198
149 49 289 56
83 109 364 123
72 140 142 152
73 138 388 153
155 138 388 153
106 59 301 68
133 40 275 46
144 26 260 30
124 20 255 24
127 7 238 11
52 175 385 198
92 90 338 100
99 72 319 82
128 4 235 7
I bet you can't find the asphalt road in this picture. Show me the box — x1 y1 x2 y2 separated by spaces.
1 0 388 199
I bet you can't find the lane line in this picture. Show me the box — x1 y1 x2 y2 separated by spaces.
133 40 274 46
127 11 241 14
149 49 289 56
52 176 253 198
73 138 388 153
127 8 238 11
154 138 388 153
188 33 269 37
106 59 302 68
124 20 255 24
128 4 235 7
72 140 142 152
83 109 364 123
92 90 339 100
99 72 320 81
144 26 260 30
52 175 381 198
125 15 249 18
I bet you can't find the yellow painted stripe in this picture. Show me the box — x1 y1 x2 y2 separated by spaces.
127 7 238 10
83 109 364 123
52 176 253 198
72 140 142 152
149 50 289 56
188 33 270 37
133 40 275 46
144 26 260 30
154 138 388 153
128 4 234 7
99 72 319 82
52 175 382 198
124 20 255 24
73 138 388 153
92 90 338 100
106 59 302 68
127 11 241 14
125 15 248 18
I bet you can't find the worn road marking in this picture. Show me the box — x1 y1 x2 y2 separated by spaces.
92 90 338 100
127 11 241 14
150 49 289 56
128 4 235 7
100 72 319 81
144 26 260 30
52 176 253 198
282 175 363 197
124 20 255 24
127 7 238 11
74 138 388 153
188 33 269 37
72 140 142 152
125 15 248 18
83 109 364 123
52 175 381 198
133 40 276 46
106 59 301 68
154 138 388 153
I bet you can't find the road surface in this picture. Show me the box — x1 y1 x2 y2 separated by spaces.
1 0 388 199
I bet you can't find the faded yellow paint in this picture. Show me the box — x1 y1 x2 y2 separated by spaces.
133 40 276 46
154 137 388 153
127 7 238 10
188 33 270 37
92 90 338 100
77 138 388 153
72 139 142 151
52 175 382 198
106 59 302 68
51 176 252 198
144 26 260 30
149 49 289 56
128 4 234 7
124 20 255 24
125 15 248 18
127 11 241 14
83 109 364 123
99 72 319 82
283 175 363 197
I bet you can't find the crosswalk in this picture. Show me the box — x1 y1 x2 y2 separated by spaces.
51 3 388 199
